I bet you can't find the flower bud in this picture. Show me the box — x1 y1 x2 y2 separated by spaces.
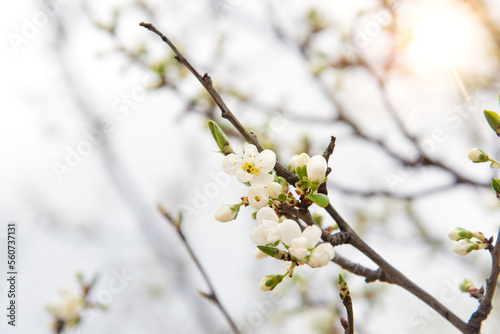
208 120 234 155
248 186 270 209
289 153 310 179
452 239 478 255
289 153 310 171
468 148 489 163
338 274 350 300
448 227 474 241
266 182 284 199
307 155 328 183
259 276 274 291
459 279 475 292
214 205 239 222
308 243 335 268
259 274 284 291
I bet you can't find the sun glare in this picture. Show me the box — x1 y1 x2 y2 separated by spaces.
403 6 477 72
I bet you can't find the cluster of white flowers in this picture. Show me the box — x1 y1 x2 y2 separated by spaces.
448 227 488 255
212 140 335 291
249 207 334 267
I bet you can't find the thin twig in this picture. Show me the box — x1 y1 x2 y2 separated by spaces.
319 136 336 195
324 203 467 332
466 228 500 333
333 254 387 283
158 205 242 334
139 22 298 185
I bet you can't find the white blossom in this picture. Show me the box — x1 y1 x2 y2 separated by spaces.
250 207 280 245
248 186 270 209
266 182 283 199
222 144 276 186
47 288 84 323
279 219 302 246
308 243 335 268
468 148 488 163
307 155 327 183
214 205 238 222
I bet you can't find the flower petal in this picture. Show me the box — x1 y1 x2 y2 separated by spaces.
259 149 277 173
250 226 268 245
236 169 253 183
250 173 274 187
302 225 322 249
260 222 280 243
244 144 259 162
222 154 241 174
256 207 279 224
279 219 302 246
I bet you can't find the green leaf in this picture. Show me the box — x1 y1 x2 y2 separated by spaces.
491 178 500 193
257 246 278 257
306 193 330 207
208 120 234 155
484 110 500 136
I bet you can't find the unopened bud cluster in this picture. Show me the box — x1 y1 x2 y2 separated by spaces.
448 227 488 255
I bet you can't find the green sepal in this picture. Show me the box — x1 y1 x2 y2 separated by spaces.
312 212 323 226
208 120 234 155
274 175 287 188
484 110 500 137
306 193 330 207
257 246 289 261
264 274 285 291
297 178 310 189
296 166 308 180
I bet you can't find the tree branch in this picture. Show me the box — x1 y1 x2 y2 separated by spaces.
158 205 242 334
333 254 387 284
141 22 467 333
466 228 500 333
